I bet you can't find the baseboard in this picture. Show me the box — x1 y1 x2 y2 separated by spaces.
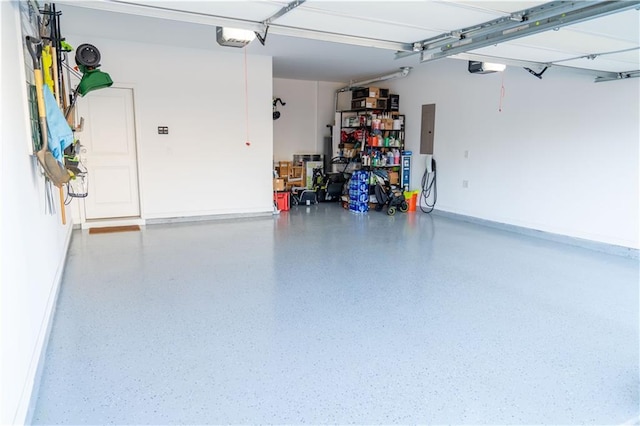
22 225 73 425
81 217 146 230
145 211 273 225
432 209 639 259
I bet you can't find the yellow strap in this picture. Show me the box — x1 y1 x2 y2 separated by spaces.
42 46 55 92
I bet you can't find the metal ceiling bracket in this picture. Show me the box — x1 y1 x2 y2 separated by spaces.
263 0 306 26
419 0 640 63
257 0 307 44
397 1 585 60
255 25 269 46
524 66 549 79
594 70 640 83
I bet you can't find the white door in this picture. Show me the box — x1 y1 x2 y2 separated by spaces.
76 87 140 220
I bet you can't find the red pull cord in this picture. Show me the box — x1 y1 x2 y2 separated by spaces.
244 46 251 146
499 72 506 113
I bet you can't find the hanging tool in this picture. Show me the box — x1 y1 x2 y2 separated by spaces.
26 35 70 224
273 97 286 120
47 4 61 105
41 4 68 223
64 43 113 120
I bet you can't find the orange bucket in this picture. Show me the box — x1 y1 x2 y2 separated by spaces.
408 193 417 212
404 191 418 212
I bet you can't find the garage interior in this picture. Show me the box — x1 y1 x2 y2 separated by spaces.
1 1 638 424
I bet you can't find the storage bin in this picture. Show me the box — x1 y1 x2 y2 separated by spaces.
274 191 290 211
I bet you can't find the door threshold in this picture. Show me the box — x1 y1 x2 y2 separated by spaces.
81 217 145 230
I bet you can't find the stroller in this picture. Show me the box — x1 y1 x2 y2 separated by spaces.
312 156 350 202
373 171 408 216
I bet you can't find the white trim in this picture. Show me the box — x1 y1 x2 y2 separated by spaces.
145 211 272 225
21 225 73 425
432 209 639 259
121 83 146 220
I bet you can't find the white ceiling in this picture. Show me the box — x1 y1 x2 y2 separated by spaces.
56 0 640 83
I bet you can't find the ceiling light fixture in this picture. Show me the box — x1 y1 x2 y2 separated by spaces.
468 61 506 74
216 27 256 48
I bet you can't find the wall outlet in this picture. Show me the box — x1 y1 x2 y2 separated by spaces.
462 180 469 188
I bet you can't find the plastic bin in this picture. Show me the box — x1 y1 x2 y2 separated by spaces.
274 191 290 211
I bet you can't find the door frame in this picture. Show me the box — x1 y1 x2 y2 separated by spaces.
75 83 145 227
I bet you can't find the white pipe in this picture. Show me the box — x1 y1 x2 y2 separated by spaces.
339 67 412 92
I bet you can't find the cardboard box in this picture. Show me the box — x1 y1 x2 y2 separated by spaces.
388 171 399 185
352 87 390 99
351 97 387 110
277 164 291 178
344 148 358 158
273 178 285 191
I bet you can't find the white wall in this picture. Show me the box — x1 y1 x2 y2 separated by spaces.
272 78 343 162
317 81 345 157
65 34 274 220
1 2 73 424
387 59 639 248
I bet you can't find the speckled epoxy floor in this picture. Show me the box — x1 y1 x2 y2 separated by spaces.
33 204 639 424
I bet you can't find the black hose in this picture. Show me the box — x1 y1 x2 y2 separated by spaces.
420 159 437 213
